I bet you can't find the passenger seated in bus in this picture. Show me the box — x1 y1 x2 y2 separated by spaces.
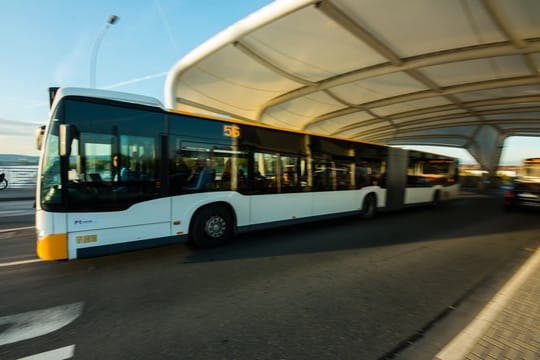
184 159 215 190
219 159 246 190
282 171 290 185
169 158 191 193
221 159 232 183
281 171 297 192
112 154 120 181
112 155 137 182
120 158 135 181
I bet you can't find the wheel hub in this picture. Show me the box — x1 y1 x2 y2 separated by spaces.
205 216 226 238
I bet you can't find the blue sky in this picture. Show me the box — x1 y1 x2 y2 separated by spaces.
0 0 537 165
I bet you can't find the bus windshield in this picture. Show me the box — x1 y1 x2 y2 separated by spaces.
522 159 540 178
40 119 62 206
39 97 164 211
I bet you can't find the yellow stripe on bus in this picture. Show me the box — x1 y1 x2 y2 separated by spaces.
36 233 68 260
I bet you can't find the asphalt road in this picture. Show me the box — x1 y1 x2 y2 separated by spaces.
0 193 539 359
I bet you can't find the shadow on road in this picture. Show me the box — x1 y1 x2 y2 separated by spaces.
182 194 540 264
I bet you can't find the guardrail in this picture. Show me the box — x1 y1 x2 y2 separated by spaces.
0 166 38 188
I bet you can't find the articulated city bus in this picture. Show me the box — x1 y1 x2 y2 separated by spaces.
35 88 459 260
521 158 540 178
504 157 540 210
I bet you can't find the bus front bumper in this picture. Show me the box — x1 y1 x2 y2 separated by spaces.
36 233 68 260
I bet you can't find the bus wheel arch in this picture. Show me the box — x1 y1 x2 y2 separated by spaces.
361 193 377 219
189 202 236 248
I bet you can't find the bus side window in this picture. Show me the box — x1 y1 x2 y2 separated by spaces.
356 159 383 188
280 155 298 192
334 161 352 190
253 152 278 194
313 160 330 191
183 158 215 191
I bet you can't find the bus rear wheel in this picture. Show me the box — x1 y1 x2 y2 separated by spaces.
361 194 377 219
189 204 233 248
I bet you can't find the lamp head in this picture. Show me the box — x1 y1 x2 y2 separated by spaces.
108 15 119 25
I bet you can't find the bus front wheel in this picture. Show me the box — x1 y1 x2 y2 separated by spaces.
361 194 377 219
189 204 233 248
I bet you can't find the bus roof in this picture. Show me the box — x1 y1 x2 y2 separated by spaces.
51 87 389 148
51 87 457 160
51 87 164 110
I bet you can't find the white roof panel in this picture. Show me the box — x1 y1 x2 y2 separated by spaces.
332 0 505 57
371 97 452 117
331 72 427 105
261 90 346 128
308 111 374 134
494 0 540 39
420 56 531 88
244 6 387 82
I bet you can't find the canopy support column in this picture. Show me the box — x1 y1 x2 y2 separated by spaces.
466 125 505 176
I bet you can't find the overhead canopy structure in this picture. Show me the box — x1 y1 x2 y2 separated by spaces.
165 0 540 173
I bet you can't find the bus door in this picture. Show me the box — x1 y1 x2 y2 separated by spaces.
385 147 408 210
249 152 312 224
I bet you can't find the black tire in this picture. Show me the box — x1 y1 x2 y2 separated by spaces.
0 179 7 190
189 204 233 248
361 193 377 219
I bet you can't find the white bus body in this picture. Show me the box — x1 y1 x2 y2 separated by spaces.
36 88 459 260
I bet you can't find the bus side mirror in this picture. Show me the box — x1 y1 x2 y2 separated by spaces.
35 125 46 151
59 124 74 157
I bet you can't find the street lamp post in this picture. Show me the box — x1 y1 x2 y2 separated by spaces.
90 15 119 88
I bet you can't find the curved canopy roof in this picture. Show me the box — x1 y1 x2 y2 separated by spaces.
165 0 540 172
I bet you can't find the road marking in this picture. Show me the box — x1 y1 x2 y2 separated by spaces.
17 345 75 360
0 259 42 267
0 226 34 233
0 302 83 346
0 210 35 217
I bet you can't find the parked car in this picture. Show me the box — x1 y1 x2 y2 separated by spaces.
504 177 540 211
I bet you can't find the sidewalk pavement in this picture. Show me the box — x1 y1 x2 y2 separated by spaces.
435 246 540 360
0 187 36 201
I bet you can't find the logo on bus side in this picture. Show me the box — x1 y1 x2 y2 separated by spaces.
73 219 96 225
224 125 240 138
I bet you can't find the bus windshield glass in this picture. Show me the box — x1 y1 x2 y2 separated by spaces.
522 159 540 178
40 97 164 211
40 119 62 206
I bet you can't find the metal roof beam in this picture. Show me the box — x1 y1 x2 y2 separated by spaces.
316 0 403 66
482 0 539 76
259 40 540 119
322 89 396 130
234 41 316 86
374 133 471 143
362 76 540 110
481 0 526 48
311 95 540 135
303 76 540 131
349 116 540 141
